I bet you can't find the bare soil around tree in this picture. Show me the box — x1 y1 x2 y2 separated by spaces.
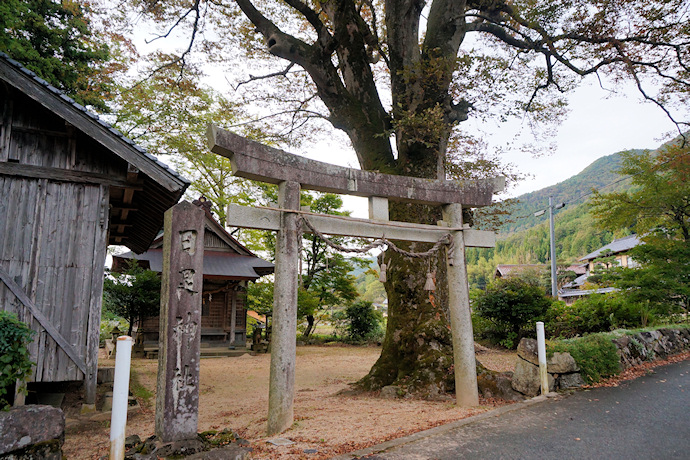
63 345 517 459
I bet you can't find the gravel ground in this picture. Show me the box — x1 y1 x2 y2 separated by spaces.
63 345 517 459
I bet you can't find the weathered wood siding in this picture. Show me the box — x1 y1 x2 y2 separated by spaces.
0 87 111 383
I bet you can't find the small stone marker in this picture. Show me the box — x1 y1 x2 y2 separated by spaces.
155 201 205 442
267 438 294 446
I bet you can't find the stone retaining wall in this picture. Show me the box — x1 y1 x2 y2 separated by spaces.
612 327 690 369
511 327 690 397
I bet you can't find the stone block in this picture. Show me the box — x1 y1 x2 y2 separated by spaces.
516 338 539 366
0 405 64 456
558 373 585 389
380 386 401 399
97 367 115 384
547 352 579 374
477 370 524 401
186 445 251 459
511 358 554 397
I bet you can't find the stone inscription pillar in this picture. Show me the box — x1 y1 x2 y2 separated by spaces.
267 180 301 436
442 203 479 407
155 201 205 442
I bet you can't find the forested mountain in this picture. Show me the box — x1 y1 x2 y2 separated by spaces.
467 148 643 289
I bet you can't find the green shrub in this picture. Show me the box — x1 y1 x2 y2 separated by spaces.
0 311 35 408
345 301 383 342
549 334 620 384
473 277 552 348
546 294 650 338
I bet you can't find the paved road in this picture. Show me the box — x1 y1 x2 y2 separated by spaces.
351 359 689 460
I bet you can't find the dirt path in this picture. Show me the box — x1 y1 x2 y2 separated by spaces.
63 345 516 459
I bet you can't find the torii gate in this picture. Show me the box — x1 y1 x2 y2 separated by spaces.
207 125 505 435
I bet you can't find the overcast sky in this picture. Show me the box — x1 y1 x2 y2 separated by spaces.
304 81 679 218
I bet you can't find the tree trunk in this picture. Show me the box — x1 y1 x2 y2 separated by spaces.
356 202 457 398
303 314 315 338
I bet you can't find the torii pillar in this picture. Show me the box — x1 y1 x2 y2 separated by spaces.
267 180 302 435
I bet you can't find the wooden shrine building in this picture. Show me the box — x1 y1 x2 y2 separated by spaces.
112 198 274 349
0 53 189 406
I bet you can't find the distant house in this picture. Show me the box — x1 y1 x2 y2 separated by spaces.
579 234 641 271
113 198 274 349
558 235 641 304
0 52 189 406
494 264 546 279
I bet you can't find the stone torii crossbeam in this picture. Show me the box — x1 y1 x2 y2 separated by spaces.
207 125 505 436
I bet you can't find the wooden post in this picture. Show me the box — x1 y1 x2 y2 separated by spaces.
13 379 26 406
230 291 237 346
267 180 301 436
84 184 109 411
155 201 205 442
442 203 479 407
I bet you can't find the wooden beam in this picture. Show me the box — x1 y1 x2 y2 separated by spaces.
0 266 87 374
208 125 504 207
226 204 496 248
0 161 133 188
12 125 70 138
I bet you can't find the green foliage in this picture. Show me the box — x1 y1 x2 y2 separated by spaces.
99 310 129 347
590 142 690 316
546 295 649 338
110 55 270 237
549 334 621 384
473 277 553 348
103 259 161 336
0 0 111 110
344 301 384 342
0 311 35 409
465 151 633 289
246 281 274 316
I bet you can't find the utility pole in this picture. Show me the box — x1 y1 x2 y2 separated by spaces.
548 196 558 297
534 197 564 298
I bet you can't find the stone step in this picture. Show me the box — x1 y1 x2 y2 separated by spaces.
143 347 251 360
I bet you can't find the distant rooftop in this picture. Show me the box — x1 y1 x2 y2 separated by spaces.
495 264 546 277
580 235 641 261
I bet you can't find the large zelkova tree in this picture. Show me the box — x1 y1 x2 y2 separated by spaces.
124 0 690 396
590 142 690 319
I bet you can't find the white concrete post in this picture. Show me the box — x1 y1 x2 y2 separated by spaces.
110 336 133 460
442 204 479 407
536 322 549 395
267 180 301 436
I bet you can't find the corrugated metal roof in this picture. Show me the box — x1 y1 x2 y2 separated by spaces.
579 234 641 261
559 287 618 298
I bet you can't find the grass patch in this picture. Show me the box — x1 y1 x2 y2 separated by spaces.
129 368 154 407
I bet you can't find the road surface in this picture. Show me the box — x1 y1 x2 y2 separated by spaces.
350 359 689 460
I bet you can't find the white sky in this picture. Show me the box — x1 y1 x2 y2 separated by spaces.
304 81 679 218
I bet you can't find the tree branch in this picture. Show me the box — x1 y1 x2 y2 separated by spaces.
233 63 296 90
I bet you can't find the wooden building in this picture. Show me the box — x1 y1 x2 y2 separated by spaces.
113 199 274 349
0 52 189 406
